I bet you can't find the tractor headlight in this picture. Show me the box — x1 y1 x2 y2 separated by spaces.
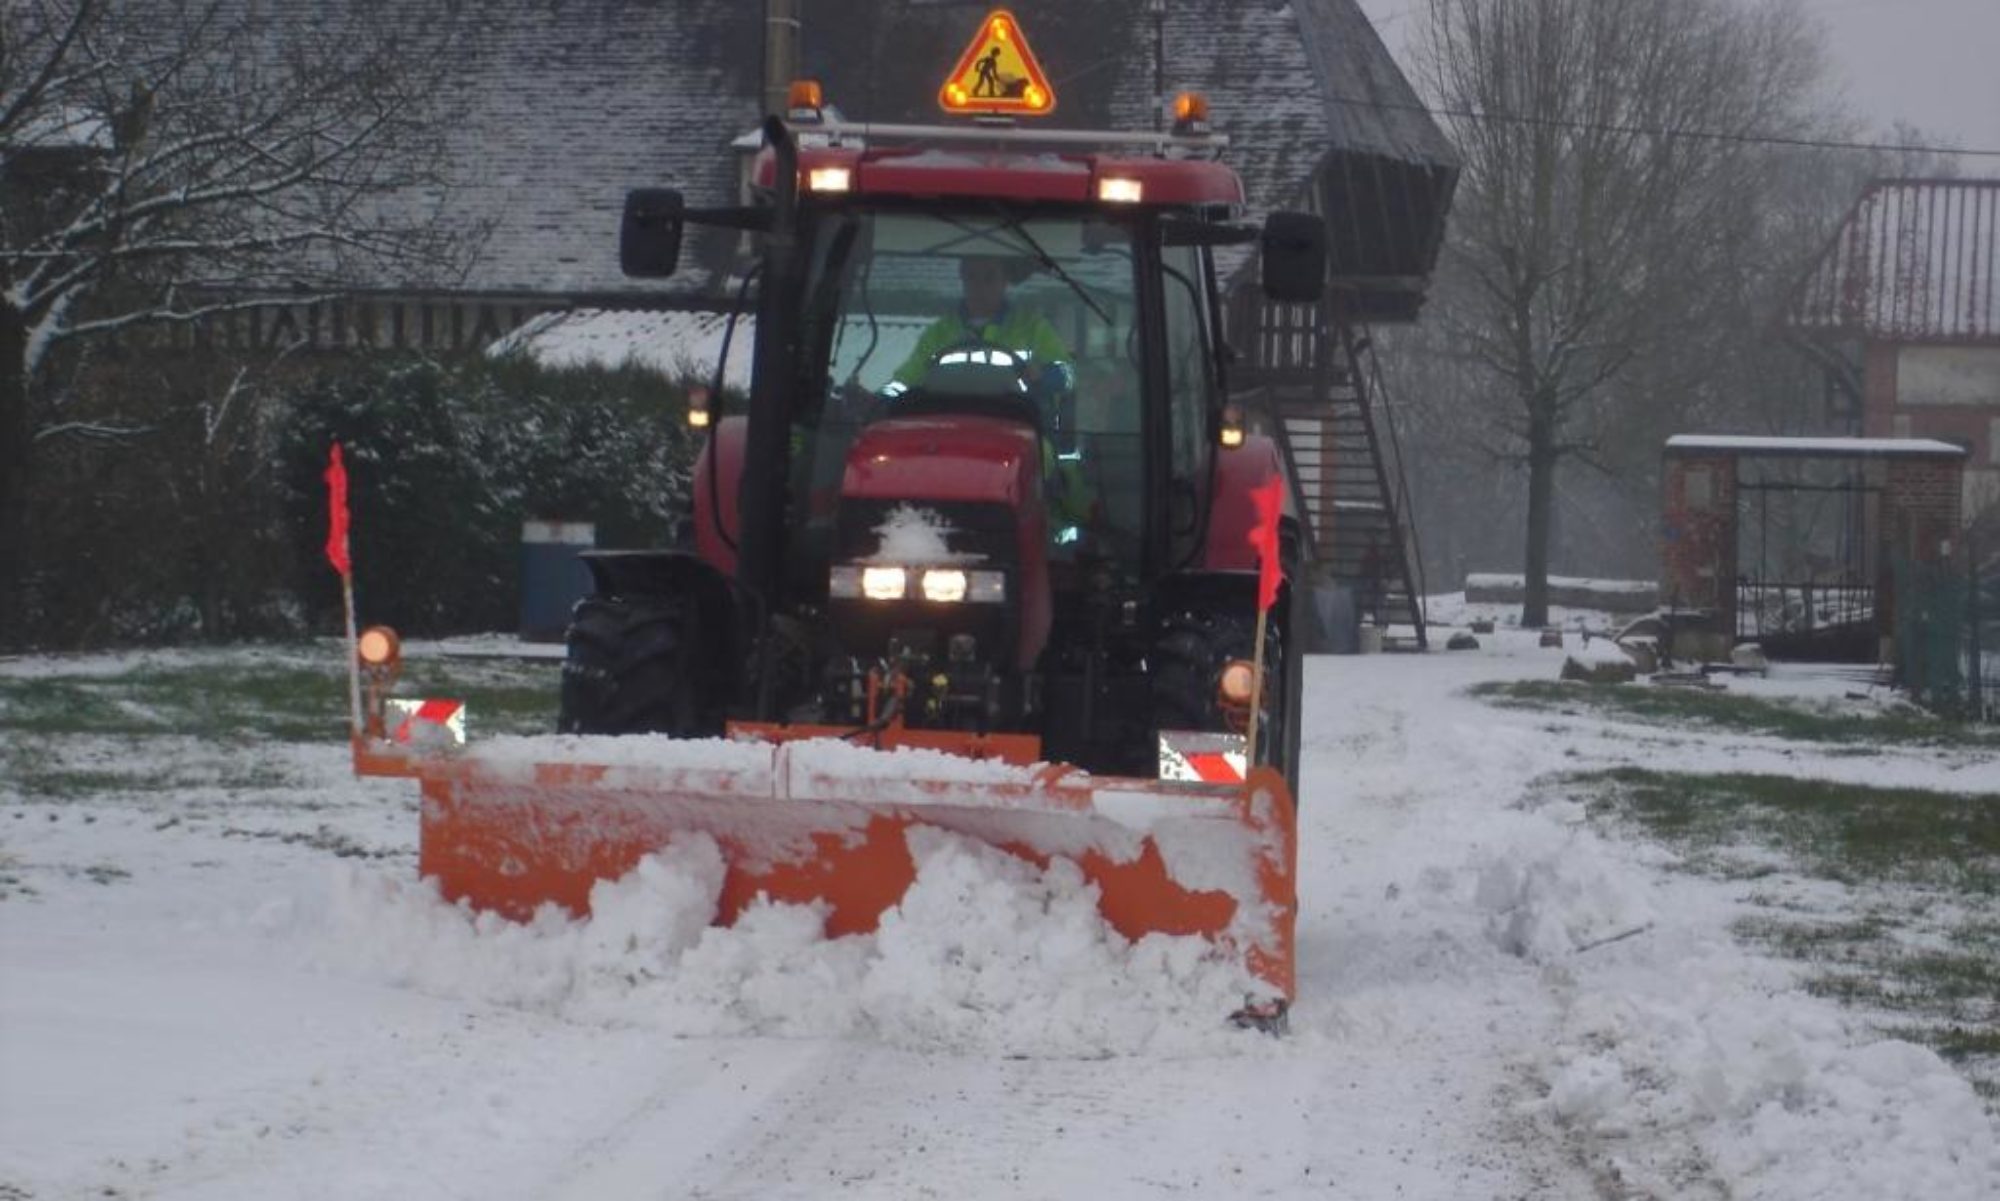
860 566 908 601
829 564 906 600
921 568 967 603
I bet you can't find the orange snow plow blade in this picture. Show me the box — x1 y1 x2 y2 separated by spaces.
354 732 1298 1008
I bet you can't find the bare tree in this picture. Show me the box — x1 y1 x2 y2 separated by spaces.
1416 0 1830 626
0 0 475 634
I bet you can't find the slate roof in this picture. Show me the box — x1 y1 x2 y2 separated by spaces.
378 0 762 295
1788 179 2000 344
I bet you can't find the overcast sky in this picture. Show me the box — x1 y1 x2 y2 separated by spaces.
1354 0 2000 163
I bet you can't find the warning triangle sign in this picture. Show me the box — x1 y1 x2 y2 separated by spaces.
938 9 1057 117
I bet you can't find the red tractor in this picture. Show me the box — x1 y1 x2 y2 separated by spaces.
565 102 1323 795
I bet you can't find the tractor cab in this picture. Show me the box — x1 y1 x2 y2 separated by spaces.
589 76 1325 783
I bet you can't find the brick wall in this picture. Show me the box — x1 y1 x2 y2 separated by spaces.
1884 458 1965 564
1660 455 1737 628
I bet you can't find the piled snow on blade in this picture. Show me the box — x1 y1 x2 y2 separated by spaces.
303 830 1261 1057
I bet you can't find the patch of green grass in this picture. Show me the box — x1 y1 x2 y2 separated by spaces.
0 651 561 747
1581 767 2000 890
0 677 159 736
1473 679 2000 749
1733 913 1896 958
0 664 345 743
1576 766 2000 1101
1 742 190 800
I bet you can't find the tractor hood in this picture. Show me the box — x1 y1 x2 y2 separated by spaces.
839 414 1051 671
842 415 1042 509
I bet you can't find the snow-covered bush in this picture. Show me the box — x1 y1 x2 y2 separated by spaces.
278 355 699 636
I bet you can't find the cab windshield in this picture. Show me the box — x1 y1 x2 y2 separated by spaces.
791 208 1146 570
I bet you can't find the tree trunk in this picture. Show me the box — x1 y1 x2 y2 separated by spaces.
0 302 29 649
1522 405 1556 629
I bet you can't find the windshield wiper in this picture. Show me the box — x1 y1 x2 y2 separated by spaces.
948 209 1113 328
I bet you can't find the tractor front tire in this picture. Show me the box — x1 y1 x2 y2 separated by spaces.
558 594 717 737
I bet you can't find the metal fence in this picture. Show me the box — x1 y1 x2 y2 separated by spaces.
1894 539 1998 723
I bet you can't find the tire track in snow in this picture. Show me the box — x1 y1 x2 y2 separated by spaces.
536 1042 856 1200
541 1032 1587 1199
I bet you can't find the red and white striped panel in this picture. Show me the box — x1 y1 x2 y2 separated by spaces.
387 698 466 746
1156 730 1247 784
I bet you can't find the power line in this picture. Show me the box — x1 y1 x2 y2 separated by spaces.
1324 92 2000 159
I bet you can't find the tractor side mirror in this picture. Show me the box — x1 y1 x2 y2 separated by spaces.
621 188 685 279
1260 211 1326 303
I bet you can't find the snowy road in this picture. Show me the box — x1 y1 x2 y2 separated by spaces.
3 634 1994 1199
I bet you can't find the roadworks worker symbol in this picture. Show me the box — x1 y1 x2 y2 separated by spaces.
387 698 466 747
939 9 1056 116
1157 730 1248 784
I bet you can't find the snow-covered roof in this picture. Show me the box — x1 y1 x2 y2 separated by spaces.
1664 434 1970 460
490 309 757 388
493 308 934 394
1788 179 2000 344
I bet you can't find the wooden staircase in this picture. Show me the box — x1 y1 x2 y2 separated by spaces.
1229 297 1427 648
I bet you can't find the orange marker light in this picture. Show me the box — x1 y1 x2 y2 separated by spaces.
787 79 824 112
1218 660 1257 706
358 625 401 669
1174 91 1210 124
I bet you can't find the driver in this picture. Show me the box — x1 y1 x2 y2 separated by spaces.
887 255 1073 395
885 254 1094 543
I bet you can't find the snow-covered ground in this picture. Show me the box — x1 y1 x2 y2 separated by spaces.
2 634 1996 1199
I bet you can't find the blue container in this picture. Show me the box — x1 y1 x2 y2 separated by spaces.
519 520 595 642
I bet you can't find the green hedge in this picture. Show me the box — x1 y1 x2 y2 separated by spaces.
278 355 698 637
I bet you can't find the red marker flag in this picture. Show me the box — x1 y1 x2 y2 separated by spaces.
1247 474 1284 612
324 443 352 578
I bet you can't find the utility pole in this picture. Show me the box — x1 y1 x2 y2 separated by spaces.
1150 0 1166 131
764 0 802 119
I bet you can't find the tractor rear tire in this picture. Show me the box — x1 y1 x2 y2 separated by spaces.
1153 602 1301 796
557 594 718 737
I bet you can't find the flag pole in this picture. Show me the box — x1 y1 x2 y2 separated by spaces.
1244 472 1285 770
341 568 362 739
1246 602 1269 765
325 443 362 740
